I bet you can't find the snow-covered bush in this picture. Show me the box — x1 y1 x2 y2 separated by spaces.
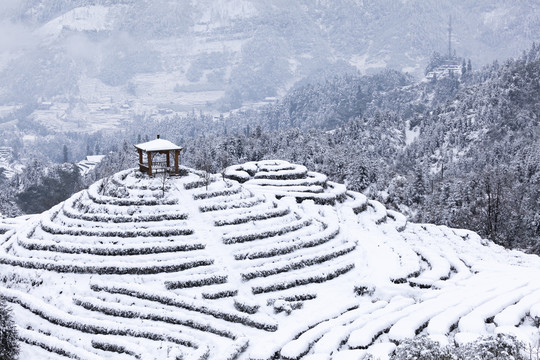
234 299 260 314
281 294 317 302
90 283 277 331
458 334 525 360
391 334 525 360
241 244 356 280
270 299 303 315
0 299 19 360
199 196 264 212
74 297 236 339
233 224 339 260
184 178 215 190
202 290 238 300
214 207 289 226
103 183 129 198
354 284 375 296
192 186 242 200
391 336 454 360
165 275 228 290
223 219 311 244
251 263 354 294
91 340 137 357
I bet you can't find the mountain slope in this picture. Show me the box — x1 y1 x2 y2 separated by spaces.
2 160 540 359
2 0 540 119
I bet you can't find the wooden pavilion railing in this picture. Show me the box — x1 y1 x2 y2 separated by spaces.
139 162 177 175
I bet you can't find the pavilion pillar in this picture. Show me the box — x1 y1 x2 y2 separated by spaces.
147 151 153 177
174 150 180 175
166 151 170 168
138 149 143 171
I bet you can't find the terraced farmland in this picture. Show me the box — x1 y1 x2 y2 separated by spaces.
2 160 540 359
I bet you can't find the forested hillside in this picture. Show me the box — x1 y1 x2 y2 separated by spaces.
2 44 540 253
404 44 540 248
1 0 540 111
115 43 539 250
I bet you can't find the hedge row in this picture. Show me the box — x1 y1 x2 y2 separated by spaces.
247 172 327 188
202 289 238 300
281 294 317 302
233 299 260 314
224 337 249 360
199 196 264 213
368 200 388 225
386 210 408 232
214 207 290 227
165 275 228 290
241 243 356 280
391 270 422 285
91 340 139 358
251 263 355 294
253 168 308 181
18 327 102 360
63 205 188 223
192 186 242 200
3 289 200 349
269 189 344 206
224 173 249 183
56 202 190 231
184 178 217 190
40 219 193 238
258 163 297 172
72 196 184 219
272 299 304 315
254 184 325 194
0 253 213 274
18 236 205 256
88 183 177 206
74 296 237 340
346 191 369 215
223 219 312 245
91 283 277 332
234 225 339 260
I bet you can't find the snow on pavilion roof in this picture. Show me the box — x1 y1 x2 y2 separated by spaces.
134 138 183 152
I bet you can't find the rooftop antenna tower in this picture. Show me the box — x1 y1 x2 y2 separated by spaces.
448 15 452 59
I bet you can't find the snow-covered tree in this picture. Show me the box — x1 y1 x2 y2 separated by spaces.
0 299 19 360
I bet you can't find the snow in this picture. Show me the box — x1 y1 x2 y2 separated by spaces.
405 120 420 145
134 138 183 152
3 163 540 359
350 52 387 74
195 0 258 31
38 5 116 42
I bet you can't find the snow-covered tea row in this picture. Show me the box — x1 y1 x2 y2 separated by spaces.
4 162 540 359
224 160 348 205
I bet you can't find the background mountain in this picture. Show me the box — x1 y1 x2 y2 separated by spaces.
1 0 540 116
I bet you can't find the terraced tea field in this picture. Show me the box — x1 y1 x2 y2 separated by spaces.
2 160 540 359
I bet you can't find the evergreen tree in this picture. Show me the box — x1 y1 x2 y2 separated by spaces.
0 299 19 360
62 144 68 163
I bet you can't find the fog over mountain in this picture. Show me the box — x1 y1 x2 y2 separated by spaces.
0 0 539 112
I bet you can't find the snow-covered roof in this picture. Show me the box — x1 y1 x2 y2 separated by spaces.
134 138 183 152
86 155 106 163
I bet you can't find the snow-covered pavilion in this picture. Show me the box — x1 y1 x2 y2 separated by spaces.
134 135 183 177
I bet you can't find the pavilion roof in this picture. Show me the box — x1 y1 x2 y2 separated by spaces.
134 138 183 152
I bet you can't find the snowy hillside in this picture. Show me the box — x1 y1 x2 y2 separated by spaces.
2 160 540 359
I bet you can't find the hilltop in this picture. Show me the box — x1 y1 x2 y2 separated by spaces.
1 160 540 359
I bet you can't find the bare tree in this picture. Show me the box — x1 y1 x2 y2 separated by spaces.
159 168 169 198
